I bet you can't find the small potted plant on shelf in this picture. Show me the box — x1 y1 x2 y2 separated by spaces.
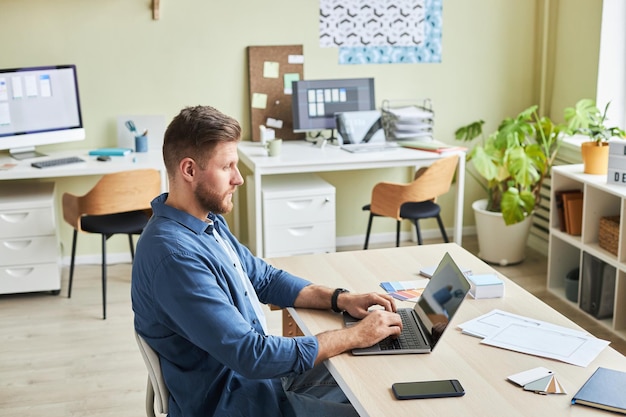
455 105 567 265
564 98 626 174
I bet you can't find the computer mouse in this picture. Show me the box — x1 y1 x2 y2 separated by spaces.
96 155 111 162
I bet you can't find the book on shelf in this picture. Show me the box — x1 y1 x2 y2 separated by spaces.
571 367 626 414
555 189 582 234
563 192 583 235
398 140 467 154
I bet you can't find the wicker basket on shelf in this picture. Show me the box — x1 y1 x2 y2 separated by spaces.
599 215 620 255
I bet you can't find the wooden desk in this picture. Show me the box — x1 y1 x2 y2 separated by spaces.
266 244 626 417
238 141 465 257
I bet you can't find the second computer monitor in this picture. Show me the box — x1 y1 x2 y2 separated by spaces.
291 78 375 133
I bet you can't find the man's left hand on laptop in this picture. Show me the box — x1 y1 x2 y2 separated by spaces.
340 291 398 318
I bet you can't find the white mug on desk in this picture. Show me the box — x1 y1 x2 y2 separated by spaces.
266 139 282 157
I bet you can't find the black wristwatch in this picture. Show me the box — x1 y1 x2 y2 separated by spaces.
331 288 349 313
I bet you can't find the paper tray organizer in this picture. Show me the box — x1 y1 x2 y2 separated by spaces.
381 98 435 142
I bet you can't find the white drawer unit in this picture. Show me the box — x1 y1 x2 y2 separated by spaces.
0 182 61 295
261 174 335 257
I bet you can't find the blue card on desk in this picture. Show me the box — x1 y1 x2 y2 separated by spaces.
88 148 132 156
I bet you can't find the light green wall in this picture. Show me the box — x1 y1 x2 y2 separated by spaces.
0 0 602 257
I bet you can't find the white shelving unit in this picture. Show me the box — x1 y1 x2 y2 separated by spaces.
548 164 626 339
0 182 61 295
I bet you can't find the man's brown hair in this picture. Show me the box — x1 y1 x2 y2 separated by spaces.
162 105 241 174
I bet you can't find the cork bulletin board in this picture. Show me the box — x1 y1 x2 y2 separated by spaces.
247 45 305 141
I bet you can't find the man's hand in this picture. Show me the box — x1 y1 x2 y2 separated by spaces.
293 285 397 315
349 309 402 348
315 309 402 364
339 292 397 318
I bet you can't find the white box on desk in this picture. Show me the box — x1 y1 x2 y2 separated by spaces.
468 274 504 299
608 154 626 170
609 140 626 156
607 153 626 185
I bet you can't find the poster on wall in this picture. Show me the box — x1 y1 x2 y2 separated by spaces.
319 0 442 65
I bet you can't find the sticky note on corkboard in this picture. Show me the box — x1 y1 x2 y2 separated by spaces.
247 45 305 141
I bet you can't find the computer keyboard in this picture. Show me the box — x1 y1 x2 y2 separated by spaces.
341 143 399 153
31 156 86 169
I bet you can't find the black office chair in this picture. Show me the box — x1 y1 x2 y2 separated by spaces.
62 169 161 319
362 154 458 249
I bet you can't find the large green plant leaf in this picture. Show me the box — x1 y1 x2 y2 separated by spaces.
564 99 598 130
455 120 485 142
505 146 539 187
455 103 569 226
468 145 498 181
501 188 535 225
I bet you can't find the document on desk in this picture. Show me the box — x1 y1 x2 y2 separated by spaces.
458 310 609 367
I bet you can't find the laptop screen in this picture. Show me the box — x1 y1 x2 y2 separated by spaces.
415 252 471 349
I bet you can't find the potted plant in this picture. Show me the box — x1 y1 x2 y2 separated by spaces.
563 99 625 174
455 105 567 265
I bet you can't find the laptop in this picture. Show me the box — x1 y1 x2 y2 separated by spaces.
334 110 398 153
343 252 471 355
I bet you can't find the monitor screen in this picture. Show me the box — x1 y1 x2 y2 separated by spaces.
0 64 85 159
291 78 375 132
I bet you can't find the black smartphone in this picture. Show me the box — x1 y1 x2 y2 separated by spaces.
392 379 465 400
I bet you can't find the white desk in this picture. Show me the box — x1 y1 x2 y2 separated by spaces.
0 149 166 295
238 140 465 257
0 149 166 185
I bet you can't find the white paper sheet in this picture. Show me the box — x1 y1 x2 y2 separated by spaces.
458 309 609 367
457 309 588 339
481 322 609 367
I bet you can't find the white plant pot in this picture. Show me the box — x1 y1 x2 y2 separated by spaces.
472 199 533 265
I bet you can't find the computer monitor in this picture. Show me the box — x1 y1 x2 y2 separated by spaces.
291 78 375 133
0 64 85 160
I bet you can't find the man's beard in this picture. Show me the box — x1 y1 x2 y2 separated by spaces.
195 186 233 215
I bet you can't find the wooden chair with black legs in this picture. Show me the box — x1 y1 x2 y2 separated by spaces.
62 169 161 319
362 154 459 249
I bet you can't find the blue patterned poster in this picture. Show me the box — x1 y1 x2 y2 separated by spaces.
319 0 442 64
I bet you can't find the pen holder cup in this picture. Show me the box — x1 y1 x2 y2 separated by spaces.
135 135 148 153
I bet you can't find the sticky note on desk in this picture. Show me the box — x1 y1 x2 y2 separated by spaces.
468 274 504 299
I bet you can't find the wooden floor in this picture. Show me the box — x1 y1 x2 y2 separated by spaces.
0 236 624 416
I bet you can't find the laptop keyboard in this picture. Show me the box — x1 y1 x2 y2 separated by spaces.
379 309 426 351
